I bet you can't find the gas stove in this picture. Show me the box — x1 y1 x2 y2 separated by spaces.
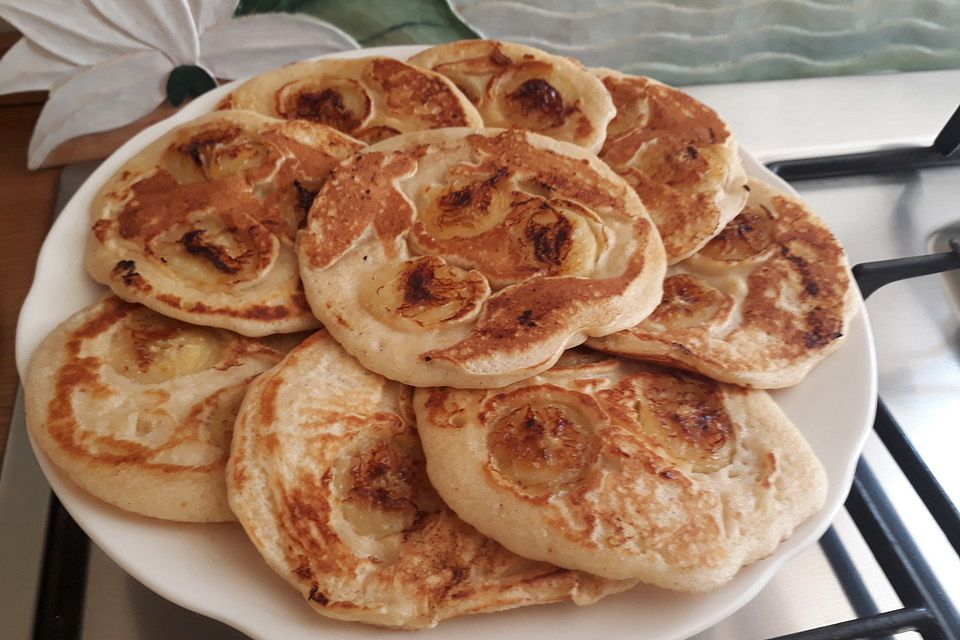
2 70 960 640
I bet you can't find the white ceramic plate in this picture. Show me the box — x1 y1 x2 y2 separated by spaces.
15 45 877 640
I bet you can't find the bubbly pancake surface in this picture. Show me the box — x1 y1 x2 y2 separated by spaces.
24 296 298 522
410 40 615 153
296 127 666 388
87 110 364 336
415 349 827 592
588 179 858 388
219 57 483 143
597 69 748 264
226 331 633 629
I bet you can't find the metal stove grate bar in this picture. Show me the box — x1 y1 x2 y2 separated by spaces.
33 497 89 640
873 400 960 556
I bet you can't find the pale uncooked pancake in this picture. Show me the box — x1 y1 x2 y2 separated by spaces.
219 57 483 143
589 179 858 388
410 40 615 153
226 331 634 629
24 296 299 522
87 110 363 336
296 128 666 388
596 69 748 264
415 349 827 592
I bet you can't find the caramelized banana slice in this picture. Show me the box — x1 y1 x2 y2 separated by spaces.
698 200 778 264
276 77 371 134
415 352 827 592
419 165 514 240
638 274 734 331
106 309 228 383
485 386 603 493
615 371 735 474
163 125 281 185
334 416 443 562
364 256 489 327
508 196 605 279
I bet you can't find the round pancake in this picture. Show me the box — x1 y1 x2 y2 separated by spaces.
226 331 634 629
414 348 827 592
296 127 666 389
24 296 300 522
218 57 483 143
596 69 749 264
410 40 615 153
588 179 858 388
87 110 364 337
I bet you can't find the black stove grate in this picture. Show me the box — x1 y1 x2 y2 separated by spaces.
26 114 960 640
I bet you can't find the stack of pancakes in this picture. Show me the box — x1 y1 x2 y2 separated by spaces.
25 40 857 629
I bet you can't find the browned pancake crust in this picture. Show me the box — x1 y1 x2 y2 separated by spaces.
410 41 615 153
588 179 857 388
597 71 748 264
24 296 295 522
227 331 633 629
296 128 666 388
87 111 364 336
415 349 827 591
219 57 482 143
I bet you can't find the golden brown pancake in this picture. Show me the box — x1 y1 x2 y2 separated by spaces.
24 296 300 522
296 128 666 388
218 57 483 143
410 40 615 153
415 348 827 592
588 179 858 388
87 110 363 336
226 331 634 629
596 69 749 264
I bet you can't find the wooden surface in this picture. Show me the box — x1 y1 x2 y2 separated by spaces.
0 98 61 468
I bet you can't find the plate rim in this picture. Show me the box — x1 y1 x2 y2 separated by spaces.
15 44 878 640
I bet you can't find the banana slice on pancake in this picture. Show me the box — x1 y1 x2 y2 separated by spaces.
410 40 615 153
596 69 749 264
414 348 827 592
219 56 483 143
226 331 634 629
87 110 364 336
24 296 300 522
296 128 666 388
588 179 858 388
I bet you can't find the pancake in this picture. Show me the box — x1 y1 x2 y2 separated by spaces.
414 348 827 592
226 331 634 629
218 57 483 143
24 296 300 522
87 110 364 337
596 69 749 264
409 40 615 153
588 179 858 388
296 128 666 389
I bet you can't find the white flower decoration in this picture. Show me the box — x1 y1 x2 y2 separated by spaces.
0 0 360 168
